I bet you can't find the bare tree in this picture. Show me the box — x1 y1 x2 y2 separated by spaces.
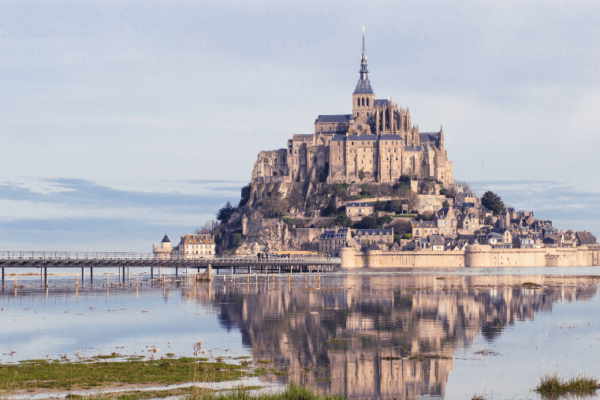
195 220 215 234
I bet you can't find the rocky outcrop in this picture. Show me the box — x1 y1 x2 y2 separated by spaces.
234 214 300 255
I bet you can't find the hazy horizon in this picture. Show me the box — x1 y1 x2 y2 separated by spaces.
1 1 599 251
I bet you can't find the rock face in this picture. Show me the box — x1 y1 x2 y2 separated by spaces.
234 213 300 255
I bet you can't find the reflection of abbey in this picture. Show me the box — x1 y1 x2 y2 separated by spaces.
183 273 597 399
251 35 453 186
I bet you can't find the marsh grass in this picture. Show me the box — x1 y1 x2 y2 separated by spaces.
193 383 344 400
522 282 541 288
56 383 345 400
408 354 451 361
536 373 599 397
0 357 250 392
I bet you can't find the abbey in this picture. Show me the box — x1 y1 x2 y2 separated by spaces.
251 36 453 187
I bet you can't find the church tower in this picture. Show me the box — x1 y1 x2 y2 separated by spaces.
352 30 375 120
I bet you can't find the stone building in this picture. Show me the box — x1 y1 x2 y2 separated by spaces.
346 202 375 220
251 35 453 187
354 228 394 246
319 227 351 256
173 233 216 259
153 233 216 259
411 221 438 239
153 235 173 260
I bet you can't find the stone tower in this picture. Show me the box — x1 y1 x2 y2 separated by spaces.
352 32 375 120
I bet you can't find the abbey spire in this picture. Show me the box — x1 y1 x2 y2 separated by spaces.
353 28 374 95
352 28 375 119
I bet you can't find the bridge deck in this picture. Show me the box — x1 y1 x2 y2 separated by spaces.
0 251 340 269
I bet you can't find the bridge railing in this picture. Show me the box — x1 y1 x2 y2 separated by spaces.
0 251 341 264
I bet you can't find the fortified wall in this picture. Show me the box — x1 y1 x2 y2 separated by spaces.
340 245 600 268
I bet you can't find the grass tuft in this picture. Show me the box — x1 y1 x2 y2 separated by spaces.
190 382 344 400
536 372 599 397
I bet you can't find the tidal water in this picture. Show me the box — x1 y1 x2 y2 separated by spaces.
2 267 600 399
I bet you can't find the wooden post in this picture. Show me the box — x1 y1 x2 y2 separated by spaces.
151 266 154 279
91 267 93 283
136 275 139 287
2 267 4 286
82 267 85 284
76 276 79 287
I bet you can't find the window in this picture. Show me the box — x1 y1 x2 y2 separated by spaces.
357 98 360 106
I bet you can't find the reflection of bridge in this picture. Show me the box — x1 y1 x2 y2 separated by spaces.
0 251 341 286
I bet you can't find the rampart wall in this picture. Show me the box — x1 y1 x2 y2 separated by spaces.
339 245 600 268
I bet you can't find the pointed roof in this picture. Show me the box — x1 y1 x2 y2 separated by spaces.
353 33 374 95
162 234 171 243
367 243 382 251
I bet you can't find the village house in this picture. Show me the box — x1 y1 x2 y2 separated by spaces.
154 233 216 259
346 202 375 220
319 227 351 256
353 228 394 246
411 221 438 238
435 207 457 237
174 233 216 259
457 212 479 233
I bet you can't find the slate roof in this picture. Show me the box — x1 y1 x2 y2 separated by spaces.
316 115 352 123
320 228 349 240
374 99 389 107
429 234 445 246
379 134 404 141
419 132 441 143
412 221 436 228
347 202 374 207
576 231 597 245
354 78 374 95
346 135 378 141
331 135 347 142
162 235 171 243
367 243 382 251
404 146 423 152
355 229 393 235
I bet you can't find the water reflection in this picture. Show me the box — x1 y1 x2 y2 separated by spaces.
1 270 599 399
188 273 599 399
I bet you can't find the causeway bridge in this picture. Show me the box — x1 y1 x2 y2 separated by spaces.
0 251 341 286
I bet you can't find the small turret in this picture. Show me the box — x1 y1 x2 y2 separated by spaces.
161 234 172 251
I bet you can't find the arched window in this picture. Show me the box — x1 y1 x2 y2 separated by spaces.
362 98 365 106
367 98 370 107
357 98 360 106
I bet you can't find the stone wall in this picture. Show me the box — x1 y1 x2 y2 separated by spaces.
340 245 600 268
416 195 454 214
292 228 326 245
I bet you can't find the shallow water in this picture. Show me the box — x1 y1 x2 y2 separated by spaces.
2 267 600 399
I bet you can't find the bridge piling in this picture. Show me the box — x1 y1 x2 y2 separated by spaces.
90 267 93 283
44 267 48 287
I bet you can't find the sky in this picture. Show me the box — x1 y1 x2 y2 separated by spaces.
1 0 599 251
